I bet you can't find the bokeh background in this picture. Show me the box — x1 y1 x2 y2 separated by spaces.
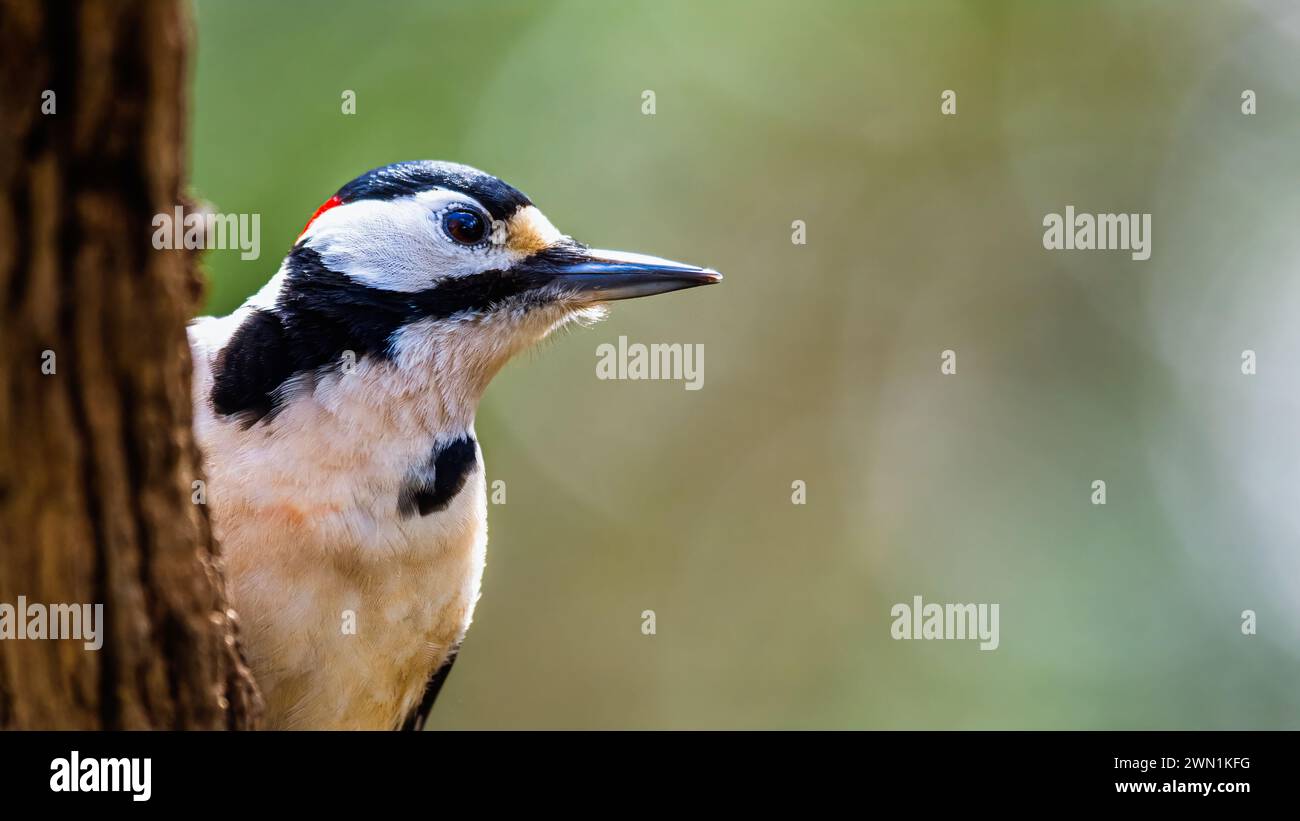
191 0 1300 728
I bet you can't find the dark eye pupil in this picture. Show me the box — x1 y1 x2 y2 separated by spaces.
445 210 486 244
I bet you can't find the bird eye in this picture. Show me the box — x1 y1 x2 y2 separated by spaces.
443 209 487 245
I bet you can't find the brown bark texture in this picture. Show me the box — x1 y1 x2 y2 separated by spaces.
0 0 261 729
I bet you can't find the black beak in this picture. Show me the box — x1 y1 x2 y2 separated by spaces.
517 243 722 301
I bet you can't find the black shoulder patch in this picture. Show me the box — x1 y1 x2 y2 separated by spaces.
335 160 532 222
397 435 478 518
209 247 410 425
210 308 293 423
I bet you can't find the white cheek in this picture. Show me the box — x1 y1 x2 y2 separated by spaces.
300 190 524 293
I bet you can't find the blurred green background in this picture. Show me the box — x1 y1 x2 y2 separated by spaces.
191 0 1300 728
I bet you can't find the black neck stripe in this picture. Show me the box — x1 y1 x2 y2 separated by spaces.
397 435 478 518
209 246 542 425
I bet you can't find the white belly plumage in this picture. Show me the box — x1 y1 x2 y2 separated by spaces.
189 312 490 729
215 469 487 730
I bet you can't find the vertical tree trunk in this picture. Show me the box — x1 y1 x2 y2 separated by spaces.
0 0 261 728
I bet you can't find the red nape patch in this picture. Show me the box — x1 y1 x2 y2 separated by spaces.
299 194 343 236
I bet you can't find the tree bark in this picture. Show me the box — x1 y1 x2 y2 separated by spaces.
0 0 261 728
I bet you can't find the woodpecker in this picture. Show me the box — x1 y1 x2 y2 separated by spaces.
188 161 720 730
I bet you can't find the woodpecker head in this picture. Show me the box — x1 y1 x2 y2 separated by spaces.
206 160 720 427
296 160 720 304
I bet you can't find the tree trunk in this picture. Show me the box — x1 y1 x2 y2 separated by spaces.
0 0 261 728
